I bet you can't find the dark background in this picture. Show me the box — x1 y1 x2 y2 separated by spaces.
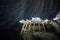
0 0 60 40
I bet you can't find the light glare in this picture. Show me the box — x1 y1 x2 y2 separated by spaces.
53 17 59 20
32 17 42 21
44 19 48 22
19 20 25 23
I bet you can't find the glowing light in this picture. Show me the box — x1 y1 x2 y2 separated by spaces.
44 19 48 22
32 17 42 21
19 20 25 23
53 17 59 20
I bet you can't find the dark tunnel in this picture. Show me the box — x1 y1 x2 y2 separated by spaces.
0 0 60 40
